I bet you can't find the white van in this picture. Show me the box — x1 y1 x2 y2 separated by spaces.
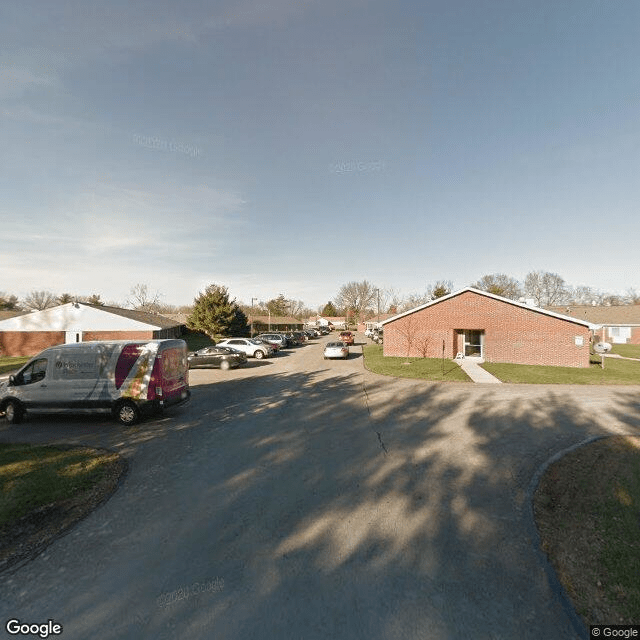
0 339 190 425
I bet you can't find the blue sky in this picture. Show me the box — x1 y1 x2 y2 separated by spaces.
2 0 639 309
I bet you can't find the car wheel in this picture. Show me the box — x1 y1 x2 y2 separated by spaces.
220 359 231 371
4 400 24 424
255 350 265 360
114 400 140 426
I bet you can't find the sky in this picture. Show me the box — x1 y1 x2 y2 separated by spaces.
2 0 640 310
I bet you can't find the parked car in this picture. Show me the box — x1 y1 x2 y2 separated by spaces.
257 333 288 350
324 341 349 359
292 331 308 343
339 331 354 345
364 327 375 338
372 329 383 344
281 332 301 346
0 340 190 426
216 338 274 359
188 346 247 370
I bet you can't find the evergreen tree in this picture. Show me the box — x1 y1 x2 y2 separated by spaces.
266 294 289 316
321 301 338 316
229 306 250 336
187 284 239 339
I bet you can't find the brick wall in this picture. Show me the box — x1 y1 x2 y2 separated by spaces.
594 327 640 345
383 291 591 368
0 331 66 357
0 331 158 357
82 331 155 341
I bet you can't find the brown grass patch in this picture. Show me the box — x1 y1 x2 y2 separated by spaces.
534 436 640 625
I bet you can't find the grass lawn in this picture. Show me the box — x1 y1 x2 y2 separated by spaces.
534 436 640 626
481 357 640 384
0 443 125 571
362 344 471 382
611 344 640 359
0 356 30 376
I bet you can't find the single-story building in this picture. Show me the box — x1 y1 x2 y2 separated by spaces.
0 303 184 357
381 288 593 368
248 315 304 335
359 313 394 333
546 304 640 345
309 316 348 330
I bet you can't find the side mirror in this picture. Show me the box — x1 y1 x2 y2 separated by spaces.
8 375 16 386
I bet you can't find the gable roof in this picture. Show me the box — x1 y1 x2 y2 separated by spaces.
84 304 183 329
0 303 183 331
545 304 640 326
381 287 593 328
248 315 303 325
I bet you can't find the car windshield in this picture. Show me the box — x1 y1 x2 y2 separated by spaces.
327 342 344 348
249 339 264 345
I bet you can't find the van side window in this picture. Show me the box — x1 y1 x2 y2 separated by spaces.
21 359 48 385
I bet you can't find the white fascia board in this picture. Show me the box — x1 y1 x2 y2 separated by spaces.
381 287 592 329
0 303 161 331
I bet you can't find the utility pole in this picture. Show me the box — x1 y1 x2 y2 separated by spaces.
251 297 257 337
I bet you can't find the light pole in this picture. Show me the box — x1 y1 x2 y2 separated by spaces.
251 297 257 337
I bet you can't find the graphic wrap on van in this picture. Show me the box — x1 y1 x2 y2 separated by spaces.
115 342 159 401
0 339 190 424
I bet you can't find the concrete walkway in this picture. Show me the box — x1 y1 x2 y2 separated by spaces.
456 357 502 383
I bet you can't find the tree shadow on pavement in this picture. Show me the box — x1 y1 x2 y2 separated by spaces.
3 373 640 640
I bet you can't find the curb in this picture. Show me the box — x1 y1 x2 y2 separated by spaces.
525 436 613 640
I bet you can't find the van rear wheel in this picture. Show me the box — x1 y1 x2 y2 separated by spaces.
4 400 24 424
115 400 140 426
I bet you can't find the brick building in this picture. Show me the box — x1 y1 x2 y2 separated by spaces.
248 315 304 335
382 288 592 368
0 303 184 357
546 304 640 345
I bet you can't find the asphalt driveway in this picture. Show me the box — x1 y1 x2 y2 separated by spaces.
1 337 639 639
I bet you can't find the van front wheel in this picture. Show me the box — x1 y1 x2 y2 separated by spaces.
4 400 24 424
115 400 140 426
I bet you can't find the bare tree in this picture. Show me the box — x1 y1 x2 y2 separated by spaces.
22 290 58 311
399 292 432 312
626 288 640 305
395 314 420 359
567 285 598 305
334 280 378 323
524 271 569 306
472 274 522 300
602 294 625 306
127 283 162 312
416 335 431 358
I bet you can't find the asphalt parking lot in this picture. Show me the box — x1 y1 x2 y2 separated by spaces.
1 334 639 639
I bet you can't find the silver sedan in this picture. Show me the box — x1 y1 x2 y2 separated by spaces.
323 341 349 360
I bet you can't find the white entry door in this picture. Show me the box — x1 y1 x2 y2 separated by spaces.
65 331 83 344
